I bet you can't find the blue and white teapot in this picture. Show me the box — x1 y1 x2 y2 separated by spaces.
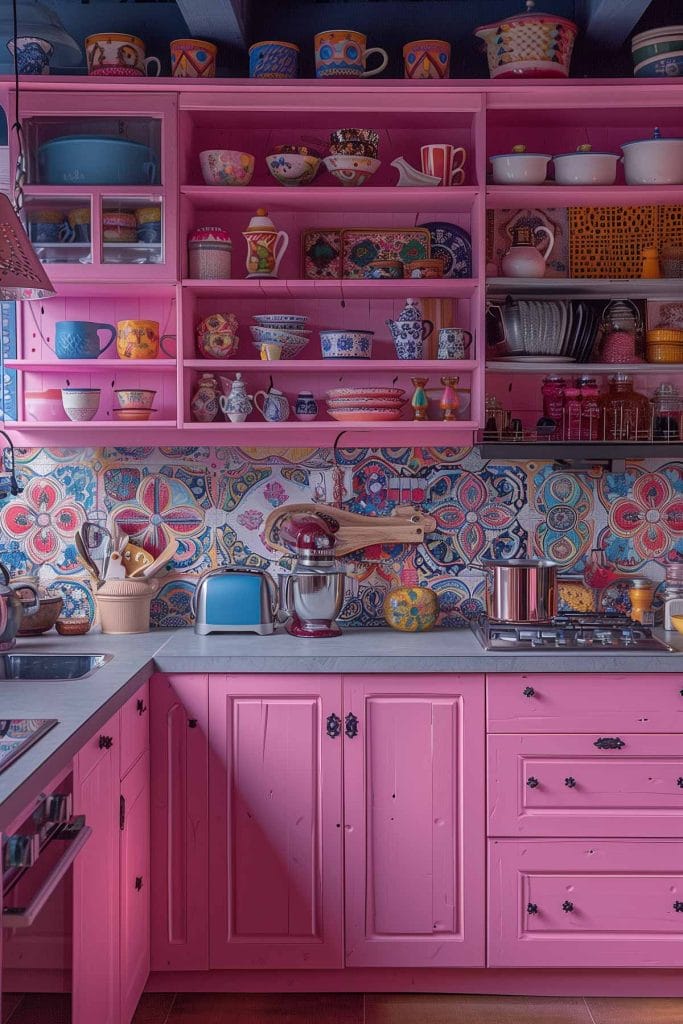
386 298 434 359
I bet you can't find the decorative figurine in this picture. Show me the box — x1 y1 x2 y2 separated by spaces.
411 377 430 420
439 376 461 421
242 208 289 278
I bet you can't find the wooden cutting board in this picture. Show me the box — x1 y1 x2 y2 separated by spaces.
264 503 436 557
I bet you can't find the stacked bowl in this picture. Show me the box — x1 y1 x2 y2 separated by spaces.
113 388 157 421
326 386 405 422
632 25 683 78
324 129 381 186
249 314 310 359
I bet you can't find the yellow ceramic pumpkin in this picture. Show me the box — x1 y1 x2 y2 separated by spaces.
383 585 439 632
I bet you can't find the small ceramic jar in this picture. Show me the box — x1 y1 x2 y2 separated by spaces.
188 226 232 279
490 144 550 184
294 391 318 421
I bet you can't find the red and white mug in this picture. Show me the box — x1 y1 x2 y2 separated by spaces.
420 144 466 186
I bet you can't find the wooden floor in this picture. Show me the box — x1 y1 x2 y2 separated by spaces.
131 993 683 1024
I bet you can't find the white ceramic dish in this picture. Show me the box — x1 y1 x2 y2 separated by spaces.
553 149 619 185
621 131 683 184
61 388 100 422
490 151 550 184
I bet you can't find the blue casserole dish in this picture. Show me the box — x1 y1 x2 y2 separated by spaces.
37 136 158 185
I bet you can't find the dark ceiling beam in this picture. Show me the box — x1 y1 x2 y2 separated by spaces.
175 0 248 48
581 0 652 47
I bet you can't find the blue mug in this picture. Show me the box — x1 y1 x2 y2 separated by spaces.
54 320 116 360
29 217 73 244
249 40 299 79
137 220 162 244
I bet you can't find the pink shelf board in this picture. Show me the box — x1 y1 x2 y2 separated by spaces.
40 281 177 298
6 360 176 372
183 359 478 372
8 420 177 428
182 185 480 212
182 279 479 299
486 184 683 209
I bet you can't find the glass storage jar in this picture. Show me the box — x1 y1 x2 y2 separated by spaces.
599 373 651 441
651 382 682 441
577 376 601 440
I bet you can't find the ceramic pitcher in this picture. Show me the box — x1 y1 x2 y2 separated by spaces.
254 385 290 422
501 224 555 278
386 298 434 360
220 373 253 423
243 209 289 278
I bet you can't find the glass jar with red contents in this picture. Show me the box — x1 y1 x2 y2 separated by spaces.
599 373 651 441
541 376 566 423
577 376 601 440
562 384 582 440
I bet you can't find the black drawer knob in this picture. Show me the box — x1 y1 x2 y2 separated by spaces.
523 686 535 698
562 901 574 913
98 735 113 750
136 699 147 715
326 713 341 739
674 901 683 912
527 903 538 915
677 778 683 789
564 777 577 788
594 737 625 750
526 776 539 789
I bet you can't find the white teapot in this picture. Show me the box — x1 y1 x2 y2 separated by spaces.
501 224 555 278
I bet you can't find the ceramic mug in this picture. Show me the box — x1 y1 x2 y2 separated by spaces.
102 211 137 243
116 320 175 360
421 144 466 186
249 40 299 78
170 38 217 77
85 33 161 77
28 209 72 244
7 36 53 75
54 320 116 360
437 327 473 360
67 206 91 243
403 39 451 79
135 205 162 244
314 30 388 78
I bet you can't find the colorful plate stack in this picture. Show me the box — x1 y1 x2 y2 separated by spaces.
325 386 405 422
249 314 310 359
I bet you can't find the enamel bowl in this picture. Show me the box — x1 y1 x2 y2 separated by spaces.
320 329 373 359
266 152 321 186
621 133 683 184
323 154 381 187
634 52 683 78
490 151 550 184
553 149 619 185
61 388 100 422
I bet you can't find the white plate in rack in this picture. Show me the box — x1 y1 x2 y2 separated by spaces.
496 355 577 363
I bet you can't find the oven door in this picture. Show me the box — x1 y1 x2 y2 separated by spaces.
2 778 91 1022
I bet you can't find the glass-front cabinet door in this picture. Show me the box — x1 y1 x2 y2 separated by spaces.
8 91 176 282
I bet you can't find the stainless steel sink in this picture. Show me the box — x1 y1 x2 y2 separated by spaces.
0 654 113 681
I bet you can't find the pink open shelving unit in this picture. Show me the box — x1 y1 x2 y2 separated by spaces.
1 76 682 446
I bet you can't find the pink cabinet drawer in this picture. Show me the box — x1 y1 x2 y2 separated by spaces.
77 709 120 780
489 838 683 968
487 673 683 733
489 734 683 837
120 681 150 779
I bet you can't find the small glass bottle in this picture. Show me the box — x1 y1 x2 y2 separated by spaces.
599 374 651 441
562 385 582 440
542 376 566 422
652 382 682 442
577 376 601 441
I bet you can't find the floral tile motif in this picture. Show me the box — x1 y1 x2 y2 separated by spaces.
533 467 593 567
0 478 87 566
111 475 205 557
599 464 683 571
151 578 196 628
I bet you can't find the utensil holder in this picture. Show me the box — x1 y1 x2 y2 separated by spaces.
95 578 159 634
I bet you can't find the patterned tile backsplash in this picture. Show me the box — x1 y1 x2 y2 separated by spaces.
0 444 681 629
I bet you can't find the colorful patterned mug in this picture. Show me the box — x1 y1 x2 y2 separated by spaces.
403 39 451 79
420 144 467 186
170 38 217 77
85 33 160 76
437 327 473 360
116 320 175 360
314 30 388 78
249 40 299 79
54 320 116 360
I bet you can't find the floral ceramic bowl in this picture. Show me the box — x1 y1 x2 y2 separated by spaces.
320 329 373 359
114 389 157 410
323 154 381 187
266 152 321 186
199 150 255 186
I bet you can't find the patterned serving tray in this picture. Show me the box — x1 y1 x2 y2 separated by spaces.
302 227 343 279
302 227 431 279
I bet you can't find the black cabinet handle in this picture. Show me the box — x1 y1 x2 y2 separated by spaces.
562 901 574 913
564 777 577 788
526 776 539 789
677 778 683 789
527 903 538 915
188 719 197 729
98 734 113 750
135 876 143 892
674 902 683 912
326 713 341 739
136 699 147 715
594 737 625 750
523 686 535 698
345 712 359 739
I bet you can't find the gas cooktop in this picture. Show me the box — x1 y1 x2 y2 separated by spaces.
472 613 673 652
0 719 58 774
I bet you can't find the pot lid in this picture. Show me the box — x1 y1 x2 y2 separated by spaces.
622 127 683 147
491 145 551 160
245 208 276 232
189 226 231 243
475 0 577 35
553 144 618 158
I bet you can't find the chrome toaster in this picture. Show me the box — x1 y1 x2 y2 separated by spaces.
192 567 277 636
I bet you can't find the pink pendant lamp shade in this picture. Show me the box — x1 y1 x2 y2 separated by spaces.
0 192 55 300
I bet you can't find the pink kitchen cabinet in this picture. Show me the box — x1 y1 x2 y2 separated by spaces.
120 750 150 1024
489 733 683 838
150 673 209 971
489 838 683 968
343 674 485 968
73 712 121 1024
208 674 344 969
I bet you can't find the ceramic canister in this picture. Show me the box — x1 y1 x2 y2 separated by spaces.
7 37 53 75
314 30 388 78
85 33 160 77
294 391 318 422
170 38 217 77
249 40 299 79
116 320 175 359
403 39 451 79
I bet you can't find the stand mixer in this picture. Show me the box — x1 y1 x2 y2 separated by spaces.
277 512 346 638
